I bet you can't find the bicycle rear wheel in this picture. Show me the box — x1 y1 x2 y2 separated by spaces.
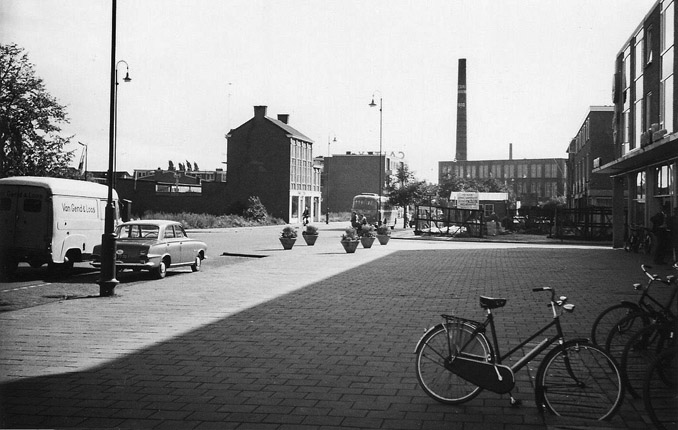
590 303 641 348
535 340 623 420
415 321 491 404
620 321 675 399
643 347 678 430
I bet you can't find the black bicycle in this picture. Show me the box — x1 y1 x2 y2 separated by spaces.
590 264 676 349
414 287 624 420
643 346 678 430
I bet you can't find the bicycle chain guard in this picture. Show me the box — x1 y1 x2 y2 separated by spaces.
446 355 515 394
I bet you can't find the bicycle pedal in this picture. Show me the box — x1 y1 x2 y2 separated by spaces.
509 397 522 407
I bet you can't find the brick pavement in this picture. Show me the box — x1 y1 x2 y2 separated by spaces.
0 227 673 429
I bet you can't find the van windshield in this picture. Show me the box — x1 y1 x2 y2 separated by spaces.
116 224 159 239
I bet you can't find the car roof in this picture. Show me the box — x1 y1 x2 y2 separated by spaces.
119 220 181 227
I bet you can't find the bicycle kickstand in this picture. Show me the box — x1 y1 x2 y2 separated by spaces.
509 392 522 407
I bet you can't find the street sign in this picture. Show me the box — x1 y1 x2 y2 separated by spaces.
456 192 479 210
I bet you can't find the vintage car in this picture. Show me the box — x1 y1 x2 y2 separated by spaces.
91 220 207 279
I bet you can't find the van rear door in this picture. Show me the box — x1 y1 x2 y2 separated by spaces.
12 186 50 255
0 185 19 253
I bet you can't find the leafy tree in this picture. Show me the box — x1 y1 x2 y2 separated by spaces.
0 43 74 178
168 160 175 171
193 162 199 171
385 165 432 227
185 160 192 172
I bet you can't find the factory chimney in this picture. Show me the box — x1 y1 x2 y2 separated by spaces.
455 58 467 161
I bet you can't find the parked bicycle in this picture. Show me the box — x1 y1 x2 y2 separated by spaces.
590 264 676 349
624 225 653 254
617 310 677 399
414 287 624 421
643 346 677 430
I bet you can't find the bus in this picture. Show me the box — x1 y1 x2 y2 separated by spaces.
351 193 398 227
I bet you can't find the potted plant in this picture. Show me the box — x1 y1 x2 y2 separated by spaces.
360 224 376 248
340 226 360 253
376 224 391 245
279 225 297 250
302 224 319 246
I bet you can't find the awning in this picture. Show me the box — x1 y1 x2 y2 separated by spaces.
594 133 678 177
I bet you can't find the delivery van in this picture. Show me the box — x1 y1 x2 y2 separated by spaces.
0 176 122 276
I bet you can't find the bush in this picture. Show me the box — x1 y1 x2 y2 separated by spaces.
140 210 285 229
243 196 269 222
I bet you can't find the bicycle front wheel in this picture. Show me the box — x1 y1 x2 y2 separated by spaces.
620 321 675 399
536 340 623 421
415 321 491 404
643 347 678 430
604 312 651 363
590 303 641 348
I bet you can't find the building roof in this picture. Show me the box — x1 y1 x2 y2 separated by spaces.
266 116 314 143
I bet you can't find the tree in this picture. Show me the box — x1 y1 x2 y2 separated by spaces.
0 44 74 178
168 160 175 171
193 162 199 171
385 165 431 227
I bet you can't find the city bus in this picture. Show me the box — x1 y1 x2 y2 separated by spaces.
351 193 398 227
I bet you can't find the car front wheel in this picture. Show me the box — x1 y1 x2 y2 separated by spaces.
191 256 201 272
153 261 167 279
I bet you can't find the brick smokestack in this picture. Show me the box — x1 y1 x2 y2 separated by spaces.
455 58 467 161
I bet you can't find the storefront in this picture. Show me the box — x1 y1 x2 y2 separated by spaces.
596 134 678 248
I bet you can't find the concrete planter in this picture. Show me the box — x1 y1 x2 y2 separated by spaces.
279 237 296 250
302 233 318 246
340 240 359 253
360 236 376 248
376 234 391 245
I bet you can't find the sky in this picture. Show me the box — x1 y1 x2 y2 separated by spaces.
1 0 658 182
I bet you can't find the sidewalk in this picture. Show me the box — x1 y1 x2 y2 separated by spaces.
0 226 665 429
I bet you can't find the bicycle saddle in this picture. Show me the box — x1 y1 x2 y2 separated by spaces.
479 296 507 309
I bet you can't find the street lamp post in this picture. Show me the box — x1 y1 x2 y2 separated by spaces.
369 92 383 225
326 135 336 224
99 0 131 297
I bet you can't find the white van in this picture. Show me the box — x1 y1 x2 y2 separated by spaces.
0 176 122 276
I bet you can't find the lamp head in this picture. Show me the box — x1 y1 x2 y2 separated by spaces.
123 72 132 83
369 98 377 107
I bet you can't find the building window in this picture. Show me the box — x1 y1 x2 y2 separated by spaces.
656 164 673 196
661 0 675 132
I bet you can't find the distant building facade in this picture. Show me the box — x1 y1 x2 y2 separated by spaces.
438 158 567 207
226 106 321 223
322 151 405 214
566 106 615 209
596 0 677 247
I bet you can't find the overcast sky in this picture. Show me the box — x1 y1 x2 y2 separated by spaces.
2 0 657 182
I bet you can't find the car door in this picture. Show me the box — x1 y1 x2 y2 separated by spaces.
176 225 191 263
162 224 183 264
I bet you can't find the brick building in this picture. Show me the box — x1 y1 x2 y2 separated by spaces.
226 106 322 223
322 152 405 214
566 106 615 209
596 0 677 248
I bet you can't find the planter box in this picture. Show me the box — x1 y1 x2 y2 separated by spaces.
360 236 376 248
340 240 359 253
376 234 390 245
302 234 318 246
279 237 296 250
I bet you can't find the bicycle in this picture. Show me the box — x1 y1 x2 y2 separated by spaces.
414 287 624 421
617 313 677 399
590 264 676 348
643 346 677 430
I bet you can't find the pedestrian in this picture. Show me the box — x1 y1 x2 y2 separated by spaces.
302 206 310 226
650 204 670 264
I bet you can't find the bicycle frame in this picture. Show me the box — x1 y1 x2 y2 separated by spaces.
441 288 578 392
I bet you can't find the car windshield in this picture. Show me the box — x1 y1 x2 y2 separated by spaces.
116 224 160 239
